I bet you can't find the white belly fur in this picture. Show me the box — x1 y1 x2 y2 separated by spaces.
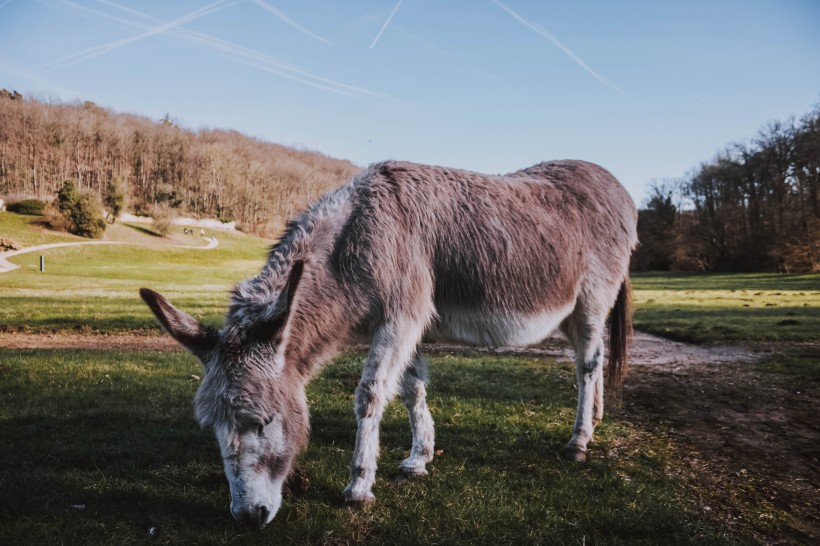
426 303 575 347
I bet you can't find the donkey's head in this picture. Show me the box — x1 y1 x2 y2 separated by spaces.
139 262 308 529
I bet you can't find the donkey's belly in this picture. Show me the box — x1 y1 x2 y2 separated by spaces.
426 304 574 347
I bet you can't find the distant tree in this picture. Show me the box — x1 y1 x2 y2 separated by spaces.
57 180 80 212
152 205 175 238
632 182 679 271
0 88 22 100
154 183 182 209
103 178 126 223
57 180 80 216
54 180 106 238
69 193 107 239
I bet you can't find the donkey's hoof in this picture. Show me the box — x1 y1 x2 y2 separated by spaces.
343 494 376 509
398 465 429 478
399 457 429 478
342 483 376 508
563 446 588 462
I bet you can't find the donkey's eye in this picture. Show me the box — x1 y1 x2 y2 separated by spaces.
256 424 265 436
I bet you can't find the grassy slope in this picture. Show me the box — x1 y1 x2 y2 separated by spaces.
1 212 271 332
0 211 84 246
0 349 730 545
631 272 820 343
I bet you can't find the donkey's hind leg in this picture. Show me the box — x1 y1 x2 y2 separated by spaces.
398 350 435 477
560 305 607 462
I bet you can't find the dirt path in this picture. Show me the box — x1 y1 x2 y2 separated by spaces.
0 329 766 367
0 236 219 273
423 331 767 368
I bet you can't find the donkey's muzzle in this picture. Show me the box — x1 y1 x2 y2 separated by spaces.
233 504 271 529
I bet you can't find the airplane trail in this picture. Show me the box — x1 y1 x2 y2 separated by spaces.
370 0 403 49
44 0 379 98
492 0 664 132
249 0 330 44
47 0 235 68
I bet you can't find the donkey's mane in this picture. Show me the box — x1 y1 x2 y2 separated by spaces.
223 182 355 343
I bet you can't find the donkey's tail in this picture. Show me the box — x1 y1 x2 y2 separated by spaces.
607 278 632 399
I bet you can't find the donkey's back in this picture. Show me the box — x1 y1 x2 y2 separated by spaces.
336 160 637 348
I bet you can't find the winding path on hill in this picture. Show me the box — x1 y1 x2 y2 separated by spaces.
0 236 219 273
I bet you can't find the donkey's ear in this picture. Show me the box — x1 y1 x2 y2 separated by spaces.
280 260 304 320
252 260 304 342
140 288 217 357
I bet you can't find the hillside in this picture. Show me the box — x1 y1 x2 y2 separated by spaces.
0 89 360 236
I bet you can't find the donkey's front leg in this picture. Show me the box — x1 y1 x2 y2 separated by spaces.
398 351 435 477
342 324 420 504
565 341 604 462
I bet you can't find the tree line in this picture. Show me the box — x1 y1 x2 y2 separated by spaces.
633 103 819 273
0 90 359 236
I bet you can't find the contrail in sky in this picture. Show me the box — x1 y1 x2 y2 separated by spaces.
249 0 330 44
370 0 403 49
46 0 235 68
44 0 380 98
492 0 664 132
492 0 625 97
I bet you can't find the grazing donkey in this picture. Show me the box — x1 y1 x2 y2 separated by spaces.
140 160 637 528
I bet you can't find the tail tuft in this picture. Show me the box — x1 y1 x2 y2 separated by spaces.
607 278 632 402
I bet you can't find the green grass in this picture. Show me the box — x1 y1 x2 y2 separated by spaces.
1 212 271 332
631 272 820 343
0 210 84 247
0 349 732 545
755 351 820 382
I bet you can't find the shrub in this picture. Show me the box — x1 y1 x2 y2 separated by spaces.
51 181 106 238
57 180 80 215
7 199 45 215
104 179 126 223
69 194 107 239
41 202 72 232
152 206 175 238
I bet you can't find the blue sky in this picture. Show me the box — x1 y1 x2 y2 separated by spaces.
1 0 819 204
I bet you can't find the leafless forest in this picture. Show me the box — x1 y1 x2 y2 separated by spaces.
1 90 817 270
0 90 358 236
633 103 819 273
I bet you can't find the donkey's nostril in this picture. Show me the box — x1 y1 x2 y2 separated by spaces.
233 506 268 529
258 505 270 525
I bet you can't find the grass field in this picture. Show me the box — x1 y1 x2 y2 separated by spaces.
1 212 270 332
0 211 85 247
1 349 736 545
631 272 819 343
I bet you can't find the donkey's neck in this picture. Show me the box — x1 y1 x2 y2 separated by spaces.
283 268 355 380
270 184 359 380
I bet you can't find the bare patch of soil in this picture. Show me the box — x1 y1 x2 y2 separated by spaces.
622 356 819 544
0 331 180 351
0 329 772 366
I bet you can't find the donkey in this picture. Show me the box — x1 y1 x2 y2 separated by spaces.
140 159 637 528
